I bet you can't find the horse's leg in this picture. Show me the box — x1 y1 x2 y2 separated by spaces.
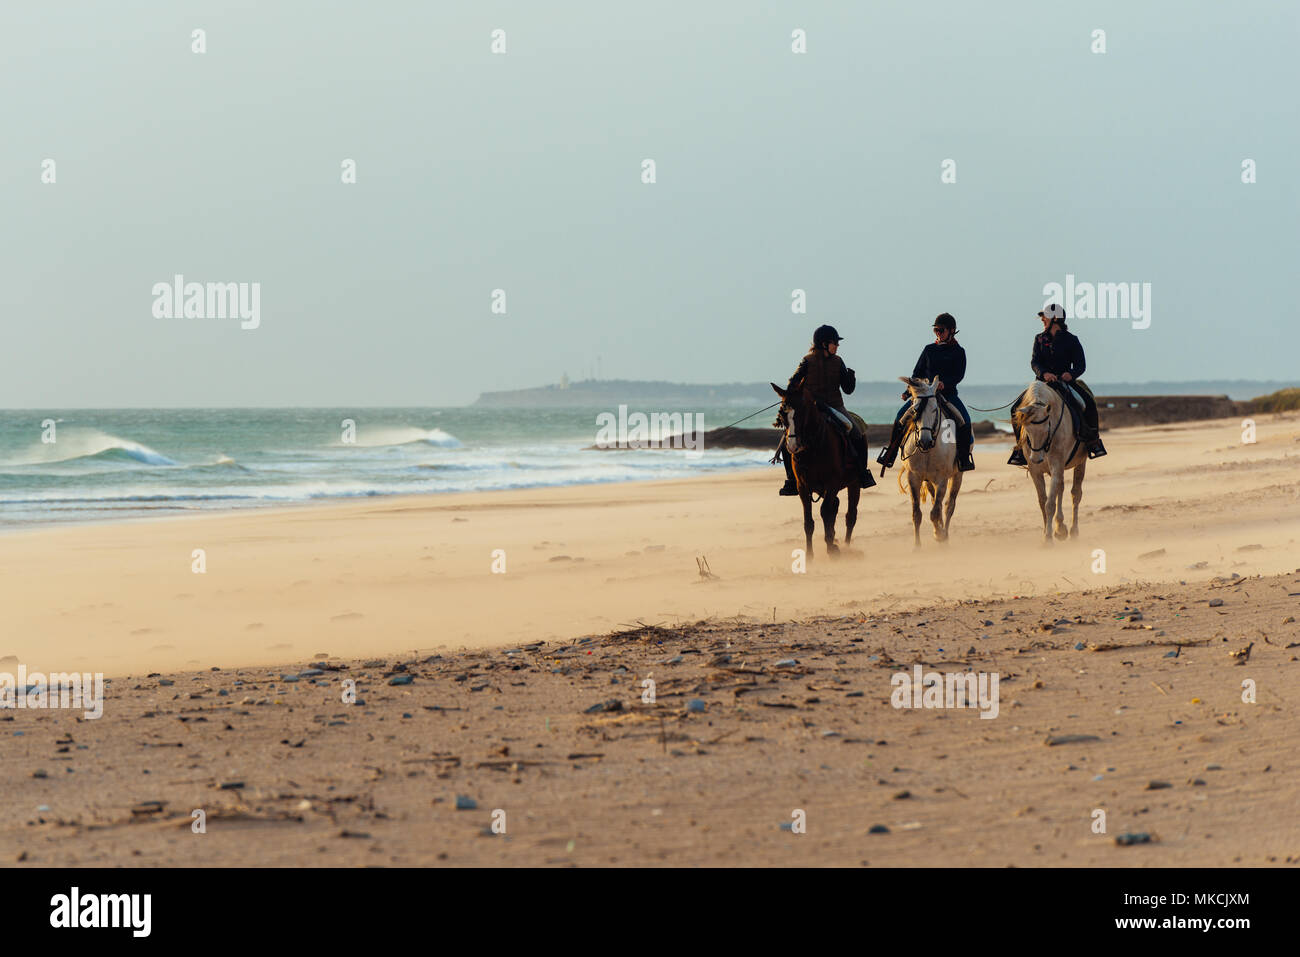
908 473 922 548
944 471 962 537
1069 458 1087 538
800 491 815 561
1030 469 1050 543
930 479 947 542
1050 463 1068 540
821 493 840 556
844 483 859 546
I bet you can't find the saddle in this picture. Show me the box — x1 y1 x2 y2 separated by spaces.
817 403 865 453
1048 382 1085 438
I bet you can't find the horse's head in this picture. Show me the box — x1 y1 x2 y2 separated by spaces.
771 382 818 455
1014 381 1057 465
899 375 942 451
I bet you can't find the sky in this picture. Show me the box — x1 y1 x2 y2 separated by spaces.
2 0 1295 407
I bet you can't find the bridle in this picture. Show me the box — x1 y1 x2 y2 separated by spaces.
900 393 940 462
781 394 829 457
780 394 836 501
1021 386 1068 457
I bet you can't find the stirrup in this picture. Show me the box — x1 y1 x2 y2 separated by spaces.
958 453 975 472
1087 440 1107 459
1007 447 1027 466
779 480 799 496
859 469 877 488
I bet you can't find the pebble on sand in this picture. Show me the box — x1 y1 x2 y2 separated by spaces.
455 795 477 810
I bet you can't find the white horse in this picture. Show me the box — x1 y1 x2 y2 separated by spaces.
897 376 964 547
1012 379 1088 543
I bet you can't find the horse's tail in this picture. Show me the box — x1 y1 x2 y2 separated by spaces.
898 468 933 503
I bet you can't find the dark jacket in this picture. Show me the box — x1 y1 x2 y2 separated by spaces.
911 341 966 396
787 348 856 411
1031 328 1086 379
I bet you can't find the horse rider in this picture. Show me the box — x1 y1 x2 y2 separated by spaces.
777 325 877 494
1007 303 1107 465
876 313 975 473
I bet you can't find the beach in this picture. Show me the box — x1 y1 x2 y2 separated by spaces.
3 412 1298 866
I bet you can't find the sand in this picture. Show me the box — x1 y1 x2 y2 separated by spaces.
2 412 1298 866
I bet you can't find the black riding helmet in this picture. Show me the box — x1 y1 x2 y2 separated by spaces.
933 313 957 332
812 325 843 348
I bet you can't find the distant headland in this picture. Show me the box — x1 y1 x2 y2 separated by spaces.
473 378 1294 409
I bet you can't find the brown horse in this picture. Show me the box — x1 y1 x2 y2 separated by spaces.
771 383 860 559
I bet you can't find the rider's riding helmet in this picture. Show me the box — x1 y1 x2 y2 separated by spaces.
812 325 843 348
1038 303 1067 321
933 313 957 332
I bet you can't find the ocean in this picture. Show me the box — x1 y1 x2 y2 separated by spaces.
0 406 882 529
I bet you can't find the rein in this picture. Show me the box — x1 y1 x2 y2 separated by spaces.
1023 398 1063 454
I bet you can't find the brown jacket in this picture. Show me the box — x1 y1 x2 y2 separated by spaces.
787 347 856 411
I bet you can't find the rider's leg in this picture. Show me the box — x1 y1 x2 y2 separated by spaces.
850 427 877 487
778 434 798 494
876 402 911 468
1073 379 1106 456
1007 391 1028 465
948 396 975 471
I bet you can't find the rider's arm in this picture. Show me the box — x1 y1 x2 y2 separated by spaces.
786 357 808 392
1070 335 1086 379
911 347 929 381
1030 337 1046 378
840 357 856 395
948 346 966 389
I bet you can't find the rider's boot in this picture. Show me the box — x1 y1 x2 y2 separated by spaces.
1081 411 1107 458
778 439 799 495
853 433 877 488
876 421 906 470
1007 422 1027 466
956 423 976 472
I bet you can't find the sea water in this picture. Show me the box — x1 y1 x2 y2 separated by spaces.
1 406 903 529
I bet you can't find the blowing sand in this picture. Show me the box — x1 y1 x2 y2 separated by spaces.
2 413 1298 866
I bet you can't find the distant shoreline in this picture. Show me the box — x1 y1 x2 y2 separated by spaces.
474 379 1295 408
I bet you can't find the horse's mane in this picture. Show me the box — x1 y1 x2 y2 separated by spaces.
1013 380 1058 422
